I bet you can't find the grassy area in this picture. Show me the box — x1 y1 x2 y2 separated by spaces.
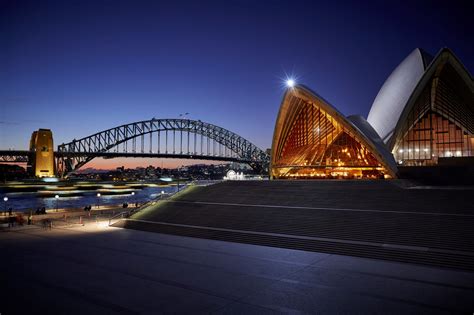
130 184 204 220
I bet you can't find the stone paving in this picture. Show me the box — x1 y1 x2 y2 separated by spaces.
1 223 474 314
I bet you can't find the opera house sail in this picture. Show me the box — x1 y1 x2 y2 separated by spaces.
270 85 398 179
368 48 474 166
270 47 472 180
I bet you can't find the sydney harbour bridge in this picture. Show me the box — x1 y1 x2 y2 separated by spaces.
0 118 270 177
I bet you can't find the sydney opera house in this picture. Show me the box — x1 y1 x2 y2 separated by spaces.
270 48 473 179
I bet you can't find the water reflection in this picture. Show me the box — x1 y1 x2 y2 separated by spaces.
1 185 179 211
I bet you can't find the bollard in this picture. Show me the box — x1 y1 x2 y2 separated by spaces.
79 216 83 225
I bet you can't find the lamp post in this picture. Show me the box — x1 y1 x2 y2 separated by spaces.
3 197 8 216
131 191 135 207
177 167 181 192
96 193 101 209
55 194 59 212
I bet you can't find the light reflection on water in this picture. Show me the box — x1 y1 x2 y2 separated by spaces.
1 186 178 211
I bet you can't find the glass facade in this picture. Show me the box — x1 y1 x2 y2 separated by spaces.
272 94 391 179
392 62 474 165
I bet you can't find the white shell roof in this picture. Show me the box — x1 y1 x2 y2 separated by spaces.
272 85 399 177
367 48 432 143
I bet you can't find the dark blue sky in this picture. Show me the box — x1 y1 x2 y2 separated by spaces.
1 0 472 167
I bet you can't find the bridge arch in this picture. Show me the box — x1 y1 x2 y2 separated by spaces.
57 118 269 177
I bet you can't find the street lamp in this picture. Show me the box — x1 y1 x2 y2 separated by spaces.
96 193 101 209
131 191 135 207
3 197 8 216
55 194 59 212
177 167 183 192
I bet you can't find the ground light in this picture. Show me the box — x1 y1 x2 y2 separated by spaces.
96 193 101 209
96 221 109 228
3 197 8 215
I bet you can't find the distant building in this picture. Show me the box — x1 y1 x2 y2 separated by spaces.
224 170 244 180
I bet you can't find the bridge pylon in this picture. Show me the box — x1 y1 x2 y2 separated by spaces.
28 129 56 178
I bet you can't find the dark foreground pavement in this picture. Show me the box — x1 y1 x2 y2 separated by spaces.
1 225 474 314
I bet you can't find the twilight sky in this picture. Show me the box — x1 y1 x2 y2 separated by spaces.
1 0 473 169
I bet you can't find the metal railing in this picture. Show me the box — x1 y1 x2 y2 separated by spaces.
108 183 190 226
57 118 269 177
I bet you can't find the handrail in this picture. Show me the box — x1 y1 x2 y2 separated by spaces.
108 211 128 226
108 183 190 226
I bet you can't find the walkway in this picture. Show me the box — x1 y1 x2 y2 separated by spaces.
1 225 474 313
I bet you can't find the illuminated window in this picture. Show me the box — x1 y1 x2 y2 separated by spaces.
392 62 474 166
271 86 396 179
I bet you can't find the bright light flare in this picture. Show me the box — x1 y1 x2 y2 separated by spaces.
96 221 109 228
280 72 300 90
42 177 59 182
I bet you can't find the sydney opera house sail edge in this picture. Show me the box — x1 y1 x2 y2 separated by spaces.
270 85 398 179
270 47 473 180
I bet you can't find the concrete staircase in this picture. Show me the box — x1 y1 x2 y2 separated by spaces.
115 180 474 271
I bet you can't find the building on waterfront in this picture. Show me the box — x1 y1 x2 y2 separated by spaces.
270 47 473 179
367 48 474 166
270 85 398 179
27 129 55 177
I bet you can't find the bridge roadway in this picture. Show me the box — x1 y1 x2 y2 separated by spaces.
0 150 31 162
0 150 256 163
0 118 271 175
116 180 474 271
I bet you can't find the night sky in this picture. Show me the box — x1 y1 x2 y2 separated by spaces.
1 0 472 168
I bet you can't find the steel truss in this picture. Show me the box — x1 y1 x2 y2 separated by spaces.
57 119 269 177
0 150 30 163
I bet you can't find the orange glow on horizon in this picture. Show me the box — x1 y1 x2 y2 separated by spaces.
84 158 223 170
1 158 225 172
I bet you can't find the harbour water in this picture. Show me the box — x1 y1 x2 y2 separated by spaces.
0 182 181 212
